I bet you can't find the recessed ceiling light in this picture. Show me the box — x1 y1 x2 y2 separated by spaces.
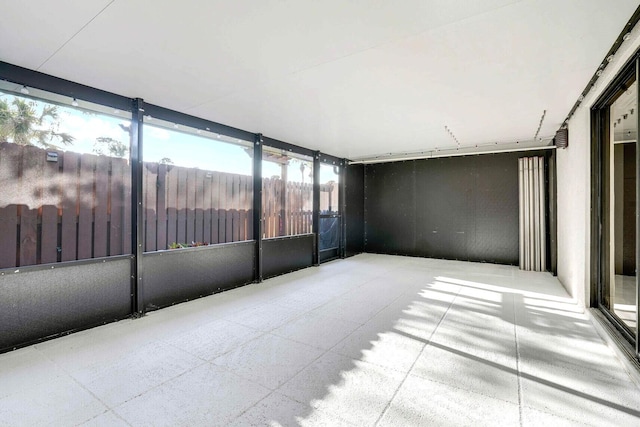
71 98 79 107
20 85 29 95
623 32 631 41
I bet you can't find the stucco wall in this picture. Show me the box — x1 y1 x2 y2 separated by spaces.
557 25 640 308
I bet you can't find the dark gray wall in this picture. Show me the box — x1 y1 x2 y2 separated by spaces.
0 257 131 352
143 241 255 310
345 163 365 257
263 234 314 279
364 152 547 265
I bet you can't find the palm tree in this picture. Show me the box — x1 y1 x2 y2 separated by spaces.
0 97 74 149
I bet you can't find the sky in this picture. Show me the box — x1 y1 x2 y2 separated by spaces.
2 91 338 183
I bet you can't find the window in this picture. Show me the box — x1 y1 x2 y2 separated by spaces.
142 118 253 251
320 162 340 214
319 162 341 252
261 146 313 238
0 82 131 267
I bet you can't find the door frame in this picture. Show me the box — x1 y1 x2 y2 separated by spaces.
590 53 640 355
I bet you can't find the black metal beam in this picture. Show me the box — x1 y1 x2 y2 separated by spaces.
253 134 264 282
636 56 640 356
262 136 315 158
143 103 255 143
131 98 145 316
340 158 347 258
313 151 321 266
0 61 132 112
319 152 343 165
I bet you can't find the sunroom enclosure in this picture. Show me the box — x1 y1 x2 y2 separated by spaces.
0 62 354 353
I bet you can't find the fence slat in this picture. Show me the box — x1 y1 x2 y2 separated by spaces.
247 177 253 239
211 172 219 244
77 154 95 259
18 145 41 266
218 173 227 243
177 167 187 244
186 168 196 243
262 178 269 238
156 163 167 250
166 165 178 246
122 157 132 255
0 143 19 268
94 156 109 257
203 170 212 244
41 148 60 264
60 152 79 261
231 174 240 241
225 175 237 242
195 170 205 243
109 157 126 256
144 162 158 252
238 175 247 240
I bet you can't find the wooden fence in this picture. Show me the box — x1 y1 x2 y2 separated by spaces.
142 162 253 251
0 142 331 269
263 177 313 238
0 142 133 268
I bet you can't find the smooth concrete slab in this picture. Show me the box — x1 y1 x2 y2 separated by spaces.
0 253 638 426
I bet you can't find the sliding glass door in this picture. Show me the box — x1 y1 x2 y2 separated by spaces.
593 57 639 355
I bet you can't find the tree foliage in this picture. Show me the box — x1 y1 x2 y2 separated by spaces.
92 137 128 157
0 97 75 148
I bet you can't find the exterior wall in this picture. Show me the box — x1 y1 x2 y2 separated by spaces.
558 25 640 308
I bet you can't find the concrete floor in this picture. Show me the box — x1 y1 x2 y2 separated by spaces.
1 253 639 426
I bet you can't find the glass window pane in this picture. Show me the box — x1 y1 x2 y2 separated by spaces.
0 82 131 268
142 119 253 251
319 216 340 250
606 79 637 333
261 146 313 238
320 163 340 214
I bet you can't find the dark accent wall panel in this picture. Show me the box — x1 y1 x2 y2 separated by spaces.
365 152 547 265
263 234 314 279
364 161 417 255
0 257 131 352
345 163 365 257
143 241 255 310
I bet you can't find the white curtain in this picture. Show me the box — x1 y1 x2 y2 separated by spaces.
519 156 546 271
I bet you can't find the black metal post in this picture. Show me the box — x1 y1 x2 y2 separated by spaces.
131 98 145 316
254 134 264 282
313 151 321 266
636 56 640 357
340 159 347 258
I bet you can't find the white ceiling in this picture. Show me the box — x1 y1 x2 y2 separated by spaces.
1 0 637 160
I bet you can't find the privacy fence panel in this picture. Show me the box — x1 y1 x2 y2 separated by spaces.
262 177 314 238
0 142 132 269
0 142 261 268
143 165 253 251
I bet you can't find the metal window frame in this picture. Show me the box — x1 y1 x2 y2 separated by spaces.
590 51 640 355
